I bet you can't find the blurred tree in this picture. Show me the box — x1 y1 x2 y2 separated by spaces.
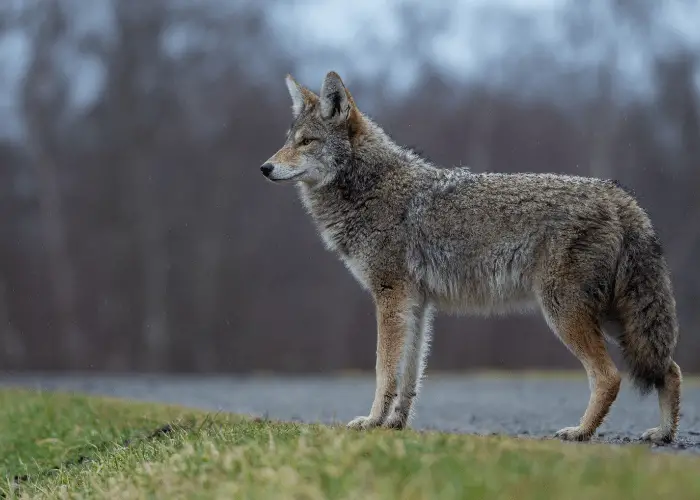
22 1 85 367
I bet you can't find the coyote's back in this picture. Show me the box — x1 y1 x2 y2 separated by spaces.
405 172 678 389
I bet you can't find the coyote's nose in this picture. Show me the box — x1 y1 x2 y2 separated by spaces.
260 163 274 177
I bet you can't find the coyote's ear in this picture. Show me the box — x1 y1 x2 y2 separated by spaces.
320 71 363 138
320 71 352 122
285 74 317 119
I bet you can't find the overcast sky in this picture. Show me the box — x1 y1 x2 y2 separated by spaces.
1 0 699 142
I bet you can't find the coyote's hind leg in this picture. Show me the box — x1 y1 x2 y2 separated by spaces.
541 298 621 441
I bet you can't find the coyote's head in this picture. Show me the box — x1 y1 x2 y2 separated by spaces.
260 71 363 186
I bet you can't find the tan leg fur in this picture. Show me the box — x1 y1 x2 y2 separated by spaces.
385 305 433 429
641 360 682 443
347 286 412 430
550 311 622 441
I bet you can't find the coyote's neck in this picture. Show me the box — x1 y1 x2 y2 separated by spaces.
296 128 434 259
296 158 380 257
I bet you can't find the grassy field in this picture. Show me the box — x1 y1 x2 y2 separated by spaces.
1 389 699 499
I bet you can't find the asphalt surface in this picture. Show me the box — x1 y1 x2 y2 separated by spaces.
2 373 699 454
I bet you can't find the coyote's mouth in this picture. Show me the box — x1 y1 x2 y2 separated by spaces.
270 170 305 182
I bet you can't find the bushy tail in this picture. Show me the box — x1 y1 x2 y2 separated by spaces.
614 226 678 395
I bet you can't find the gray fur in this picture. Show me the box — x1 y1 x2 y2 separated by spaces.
261 71 682 443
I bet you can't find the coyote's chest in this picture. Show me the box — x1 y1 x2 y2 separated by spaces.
319 222 372 291
299 185 373 290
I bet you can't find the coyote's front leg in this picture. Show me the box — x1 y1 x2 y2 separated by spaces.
384 304 433 430
347 286 411 430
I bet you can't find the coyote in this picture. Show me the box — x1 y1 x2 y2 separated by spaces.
260 71 682 444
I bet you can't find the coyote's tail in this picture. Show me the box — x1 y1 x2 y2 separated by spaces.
614 225 678 395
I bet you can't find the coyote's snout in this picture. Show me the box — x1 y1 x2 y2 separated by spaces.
260 71 682 445
260 143 306 183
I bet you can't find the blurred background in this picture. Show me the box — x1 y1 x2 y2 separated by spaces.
0 0 698 374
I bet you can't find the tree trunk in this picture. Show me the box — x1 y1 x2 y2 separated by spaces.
29 145 85 366
130 158 169 370
0 278 25 365
22 3 85 368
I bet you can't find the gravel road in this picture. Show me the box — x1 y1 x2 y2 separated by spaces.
2 373 699 454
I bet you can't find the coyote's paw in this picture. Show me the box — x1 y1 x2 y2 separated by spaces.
383 411 408 430
641 427 674 445
555 426 592 442
346 415 383 430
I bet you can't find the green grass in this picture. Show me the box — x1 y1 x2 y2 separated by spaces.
1 389 699 499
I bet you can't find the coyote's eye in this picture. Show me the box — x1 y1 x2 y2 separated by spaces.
298 137 316 147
